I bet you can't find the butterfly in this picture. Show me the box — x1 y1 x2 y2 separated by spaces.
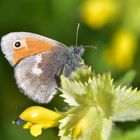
1 32 84 103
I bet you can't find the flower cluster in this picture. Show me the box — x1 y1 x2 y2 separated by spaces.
19 106 62 137
17 67 140 140
105 29 137 70
80 0 140 71
80 0 118 29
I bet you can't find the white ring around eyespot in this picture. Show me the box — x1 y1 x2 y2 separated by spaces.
13 40 23 49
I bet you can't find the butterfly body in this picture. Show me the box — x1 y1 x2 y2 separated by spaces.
1 32 84 103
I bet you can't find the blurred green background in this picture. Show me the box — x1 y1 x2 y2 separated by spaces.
0 0 140 139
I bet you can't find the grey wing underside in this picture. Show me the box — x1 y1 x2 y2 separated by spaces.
42 49 69 85
15 47 69 103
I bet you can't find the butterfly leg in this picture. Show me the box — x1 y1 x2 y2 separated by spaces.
62 63 73 77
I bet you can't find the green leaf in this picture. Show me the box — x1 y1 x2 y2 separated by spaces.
102 118 112 140
60 75 86 106
112 86 140 121
59 107 89 137
115 70 136 86
59 67 114 140
59 107 103 140
110 127 140 140
59 106 112 140
94 73 115 118
60 67 115 117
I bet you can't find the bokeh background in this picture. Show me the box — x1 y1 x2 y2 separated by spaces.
0 0 140 139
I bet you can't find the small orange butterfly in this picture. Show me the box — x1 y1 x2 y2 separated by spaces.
1 32 84 103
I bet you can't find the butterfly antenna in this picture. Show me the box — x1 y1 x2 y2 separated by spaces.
80 45 98 50
75 23 80 46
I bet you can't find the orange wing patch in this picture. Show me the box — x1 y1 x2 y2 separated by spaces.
13 37 55 65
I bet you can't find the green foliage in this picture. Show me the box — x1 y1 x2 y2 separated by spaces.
115 70 136 86
59 67 115 140
58 67 140 140
110 127 140 140
60 67 114 117
112 86 140 122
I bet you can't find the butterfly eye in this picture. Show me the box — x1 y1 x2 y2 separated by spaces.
13 40 22 49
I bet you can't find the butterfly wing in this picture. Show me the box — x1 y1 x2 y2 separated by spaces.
13 33 69 103
1 32 69 66
15 47 69 103
1 32 83 103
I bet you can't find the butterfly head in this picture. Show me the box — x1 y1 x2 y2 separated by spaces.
1 32 56 66
73 47 85 56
